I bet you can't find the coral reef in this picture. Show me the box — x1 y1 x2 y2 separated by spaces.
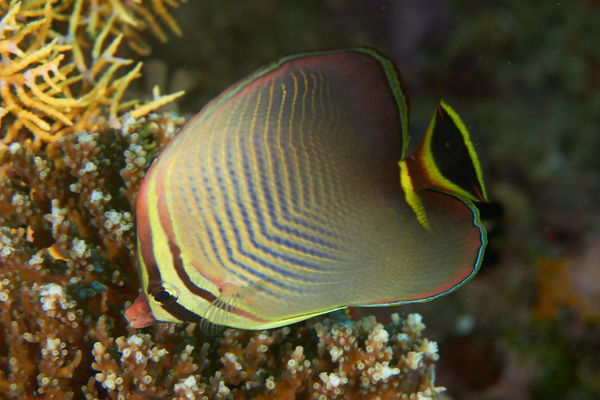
89 313 444 400
0 285 444 400
0 119 445 398
1 3 446 399
0 113 184 398
6 0 598 398
0 118 445 398
310 314 443 400
0 255 445 399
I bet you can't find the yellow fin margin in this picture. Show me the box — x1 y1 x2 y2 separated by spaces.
399 160 431 231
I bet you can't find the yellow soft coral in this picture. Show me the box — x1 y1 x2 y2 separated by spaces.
0 0 184 146
0 1 79 143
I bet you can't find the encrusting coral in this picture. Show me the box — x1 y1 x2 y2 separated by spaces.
1 1 446 399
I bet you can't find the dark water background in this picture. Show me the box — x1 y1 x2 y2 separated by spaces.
143 2 600 399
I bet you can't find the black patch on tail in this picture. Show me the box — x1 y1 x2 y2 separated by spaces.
430 105 484 201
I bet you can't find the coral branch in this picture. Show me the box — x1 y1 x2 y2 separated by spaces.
0 0 185 145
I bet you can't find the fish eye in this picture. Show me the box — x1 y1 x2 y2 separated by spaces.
153 290 174 304
147 281 179 305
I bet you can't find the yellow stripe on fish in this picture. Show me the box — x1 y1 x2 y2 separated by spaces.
125 47 491 331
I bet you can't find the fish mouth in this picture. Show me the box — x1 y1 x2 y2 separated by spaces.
125 292 157 328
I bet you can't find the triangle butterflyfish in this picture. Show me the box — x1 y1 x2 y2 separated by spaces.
125 47 490 331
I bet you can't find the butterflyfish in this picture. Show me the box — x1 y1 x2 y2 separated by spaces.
125 47 490 331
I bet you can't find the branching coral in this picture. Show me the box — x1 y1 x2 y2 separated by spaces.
0 278 85 398
0 111 184 282
85 313 444 400
311 314 443 400
0 0 185 147
89 318 205 398
0 112 184 399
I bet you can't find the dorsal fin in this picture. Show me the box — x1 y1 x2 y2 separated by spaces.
401 99 490 203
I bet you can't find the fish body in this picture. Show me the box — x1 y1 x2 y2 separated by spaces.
125 48 490 330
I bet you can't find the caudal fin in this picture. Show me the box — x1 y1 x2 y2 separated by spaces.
400 99 490 203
